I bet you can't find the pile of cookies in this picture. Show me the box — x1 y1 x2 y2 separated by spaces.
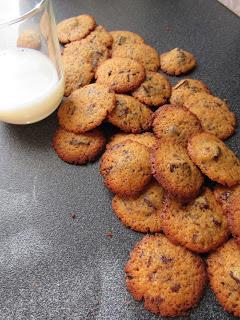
52 14 240 318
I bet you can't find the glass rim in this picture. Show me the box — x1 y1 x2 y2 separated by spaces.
0 0 48 27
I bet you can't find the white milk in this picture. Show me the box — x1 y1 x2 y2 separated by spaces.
0 48 64 124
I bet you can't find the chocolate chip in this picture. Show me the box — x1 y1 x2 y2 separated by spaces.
197 197 210 210
220 191 232 202
69 139 90 146
213 146 222 161
212 218 222 227
108 70 112 77
127 274 134 280
143 197 157 210
170 283 181 292
160 256 173 264
67 105 76 116
169 163 179 172
127 73 130 82
117 36 127 45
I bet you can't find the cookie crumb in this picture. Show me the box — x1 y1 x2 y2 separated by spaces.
69 213 76 219
106 231 113 237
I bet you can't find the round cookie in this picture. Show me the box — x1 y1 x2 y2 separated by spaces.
160 48 196 75
62 55 94 96
207 239 240 317
214 185 240 215
107 94 153 133
111 30 144 51
162 188 229 253
112 181 164 233
132 72 171 107
227 188 240 243
112 43 160 72
151 138 204 202
125 234 206 317
58 83 115 133
107 132 157 150
81 25 113 47
57 15 96 43
170 79 210 105
17 29 41 49
184 92 236 140
63 40 110 71
152 105 202 147
95 58 145 93
188 132 240 187
100 140 152 196
52 128 105 164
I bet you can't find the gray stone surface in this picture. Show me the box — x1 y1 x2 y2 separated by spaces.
0 0 239 319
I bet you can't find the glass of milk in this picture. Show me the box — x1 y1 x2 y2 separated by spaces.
0 0 64 124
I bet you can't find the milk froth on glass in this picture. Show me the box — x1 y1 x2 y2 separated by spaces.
0 0 64 124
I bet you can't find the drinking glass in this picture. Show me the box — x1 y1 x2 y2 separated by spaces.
0 0 64 124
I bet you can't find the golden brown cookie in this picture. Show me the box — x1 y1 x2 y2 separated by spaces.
63 40 110 71
151 138 204 202
52 128 105 164
107 132 157 150
132 72 171 107
152 104 202 147
125 234 206 317
95 58 145 93
62 55 94 96
100 140 152 196
57 15 96 43
188 132 240 187
81 25 113 47
58 83 115 133
162 188 229 253
184 93 236 140
17 29 41 49
207 239 240 317
112 43 160 72
170 79 210 105
227 188 240 243
214 185 240 215
107 94 153 133
160 48 196 75
112 181 164 233
111 30 144 51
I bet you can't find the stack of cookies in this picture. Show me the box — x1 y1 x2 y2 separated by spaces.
52 14 240 318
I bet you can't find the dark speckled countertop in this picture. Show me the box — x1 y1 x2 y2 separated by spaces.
0 0 239 319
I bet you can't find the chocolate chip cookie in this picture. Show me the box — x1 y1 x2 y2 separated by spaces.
152 104 202 147
207 239 240 317
100 140 152 196
160 48 196 75
112 181 164 233
107 132 157 150
81 25 113 47
95 58 145 92
188 132 240 187
58 83 115 133
132 72 171 107
107 94 153 133
152 138 204 202
125 234 206 317
52 128 105 164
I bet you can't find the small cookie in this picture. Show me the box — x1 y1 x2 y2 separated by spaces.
112 43 160 72
81 25 113 47
63 41 110 71
170 79 210 105
62 55 94 96
125 234 206 317
52 128 105 164
95 58 145 93
132 72 171 107
214 185 240 215
152 104 202 147
107 94 153 133
58 83 115 133
184 93 236 140
207 239 240 317
57 15 96 43
111 30 144 51
188 132 240 187
162 188 229 253
160 48 196 75
100 140 152 196
17 29 41 49
112 181 164 233
151 138 204 202
227 188 240 243
107 132 157 150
